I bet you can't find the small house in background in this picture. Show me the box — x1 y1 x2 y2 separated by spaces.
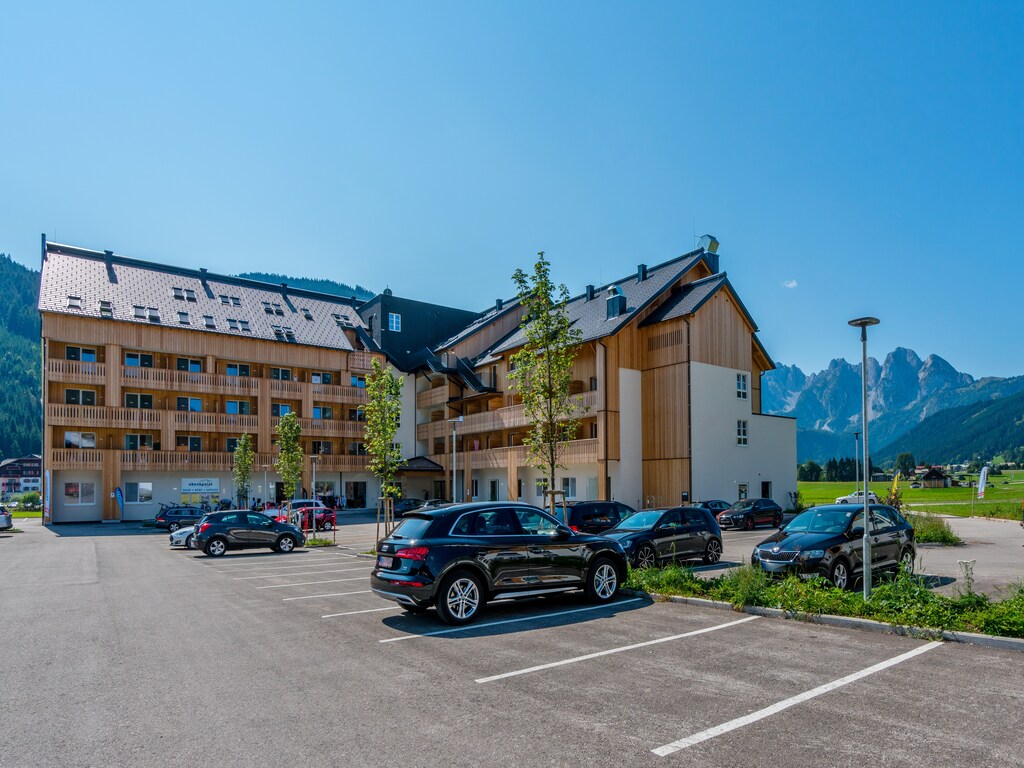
919 467 952 488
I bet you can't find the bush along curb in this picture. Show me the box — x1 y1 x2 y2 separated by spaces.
621 589 1024 654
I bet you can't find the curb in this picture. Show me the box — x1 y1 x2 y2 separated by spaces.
622 589 1024 653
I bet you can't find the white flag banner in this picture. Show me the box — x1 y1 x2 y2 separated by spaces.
977 465 989 499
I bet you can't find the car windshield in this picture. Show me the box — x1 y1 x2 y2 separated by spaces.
613 510 664 530
784 508 854 534
728 500 755 511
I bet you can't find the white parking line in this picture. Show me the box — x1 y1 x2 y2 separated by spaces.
475 616 760 684
651 641 944 757
283 591 382 601
322 606 401 618
234 567 369 580
214 561 365 573
379 598 645 644
254 576 368 589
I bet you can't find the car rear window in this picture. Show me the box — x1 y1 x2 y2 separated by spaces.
391 515 433 540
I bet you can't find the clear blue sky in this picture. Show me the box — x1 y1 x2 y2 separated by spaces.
2 2 1021 377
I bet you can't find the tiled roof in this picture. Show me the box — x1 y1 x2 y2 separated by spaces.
489 249 710 355
433 299 522 353
637 273 729 327
39 243 367 351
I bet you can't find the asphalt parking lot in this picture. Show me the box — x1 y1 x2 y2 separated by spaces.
3 517 1023 768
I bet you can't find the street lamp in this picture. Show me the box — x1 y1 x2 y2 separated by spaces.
853 431 861 492
447 416 463 502
849 316 879 599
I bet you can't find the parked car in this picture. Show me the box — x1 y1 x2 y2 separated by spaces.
751 504 915 589
394 498 425 517
0 505 13 531
694 500 731 514
564 500 637 534
603 506 722 568
835 490 880 505
371 501 628 625
193 510 306 557
153 505 207 532
281 500 334 530
421 499 451 509
717 498 783 530
169 525 196 549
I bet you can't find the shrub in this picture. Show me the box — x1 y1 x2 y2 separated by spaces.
905 512 962 545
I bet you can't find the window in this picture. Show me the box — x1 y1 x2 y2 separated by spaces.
388 312 401 332
176 397 203 412
172 287 185 300
311 372 333 385
590 422 598 439
349 408 366 422
312 406 332 420
226 438 239 453
176 435 202 452
65 346 96 362
301 308 313 321
147 307 160 322
124 393 154 409
124 482 153 503
535 479 549 497
270 367 291 381
203 315 216 329
177 311 190 325
125 352 153 368
283 327 296 342
737 420 748 446
184 288 196 302
470 479 479 498
227 318 239 331
589 376 598 391
225 363 249 377
64 389 97 406
124 434 154 450
231 296 241 307
311 440 332 455
225 400 250 415
63 482 96 506
736 373 748 400
561 477 577 498
219 295 230 305
738 483 748 501
271 403 291 417
63 431 96 449
67 295 82 309
262 301 284 316
239 320 250 332
176 357 202 373
348 442 367 455
516 508 559 534
351 375 366 388
98 300 113 318
133 305 146 319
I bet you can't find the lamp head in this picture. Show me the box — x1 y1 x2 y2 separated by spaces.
848 317 880 329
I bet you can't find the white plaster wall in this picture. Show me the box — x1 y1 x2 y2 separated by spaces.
618 369 643 510
50 470 103 523
395 367 417 459
690 362 797 508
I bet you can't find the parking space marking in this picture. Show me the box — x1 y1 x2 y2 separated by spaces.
214 561 364 573
651 641 944 757
234 567 369 580
378 598 645 643
321 606 401 618
283 591 381 601
475 616 760 684
254 576 368 589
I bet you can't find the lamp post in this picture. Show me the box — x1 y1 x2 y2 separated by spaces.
447 416 463 502
849 316 879 599
311 453 318 536
853 431 860 490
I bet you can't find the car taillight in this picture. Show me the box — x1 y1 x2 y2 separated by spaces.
570 525 580 532
395 546 429 561
156 517 165 522
390 579 425 587
198 522 211 533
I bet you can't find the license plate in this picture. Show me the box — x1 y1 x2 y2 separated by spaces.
377 555 395 570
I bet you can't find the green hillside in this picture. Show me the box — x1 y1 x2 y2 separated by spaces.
236 272 374 301
876 389 1024 465
0 254 41 459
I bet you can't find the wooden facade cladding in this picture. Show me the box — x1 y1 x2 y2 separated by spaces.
48 449 369 473
687 289 754 372
640 364 689 459
416 385 450 409
424 437 599 473
417 392 598 443
445 305 528 361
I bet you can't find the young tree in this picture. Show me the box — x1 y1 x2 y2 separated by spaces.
797 460 822 482
274 412 303 501
894 452 916 478
364 358 405 499
232 433 255 506
508 251 586 505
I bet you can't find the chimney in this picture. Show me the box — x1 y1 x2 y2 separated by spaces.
606 286 626 319
585 285 595 302
103 250 117 284
698 234 719 253
637 264 648 282
495 298 503 312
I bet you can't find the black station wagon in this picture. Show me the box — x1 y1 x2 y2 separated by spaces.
370 502 629 625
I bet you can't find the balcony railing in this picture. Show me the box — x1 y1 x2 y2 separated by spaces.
173 412 260 432
272 417 365 438
49 449 104 470
46 359 107 384
426 438 599 471
422 392 597 439
416 386 449 410
311 382 369 403
121 366 261 394
348 351 374 371
47 403 163 429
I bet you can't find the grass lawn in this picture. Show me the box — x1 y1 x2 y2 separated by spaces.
11 510 42 519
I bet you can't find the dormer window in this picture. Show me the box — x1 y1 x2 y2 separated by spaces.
301 308 313 321
184 288 197 302
227 318 239 331
172 287 185 300
98 300 113 318
203 315 215 328
231 296 241 307
133 305 146 319
147 307 160 323
283 327 296 342
67 296 82 310
239 319 250 332
178 311 190 325
219 295 230 305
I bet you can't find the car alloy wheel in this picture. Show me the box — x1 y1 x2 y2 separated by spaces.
168 522 180 532
635 544 656 569
206 538 227 557
185 534 193 549
321 521 334 531
773 514 782 528
277 535 296 553
703 539 722 564
829 559 851 590
438 571 482 625
899 548 915 574
744 517 754 531
586 558 619 602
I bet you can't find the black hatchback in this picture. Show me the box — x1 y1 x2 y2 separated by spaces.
717 498 784 530
370 502 628 625
752 504 916 590
565 500 637 534
603 507 723 568
153 505 206 531
193 511 306 557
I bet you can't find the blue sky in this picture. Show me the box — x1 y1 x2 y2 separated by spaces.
2 2 1021 377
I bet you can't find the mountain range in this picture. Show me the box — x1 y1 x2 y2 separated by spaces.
763 349 1024 463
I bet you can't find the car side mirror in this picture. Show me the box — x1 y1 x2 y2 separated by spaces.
850 526 864 538
554 525 572 539
656 524 673 533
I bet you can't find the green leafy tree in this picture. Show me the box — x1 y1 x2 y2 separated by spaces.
894 452 916 478
274 412 303 501
364 358 404 499
232 433 255 506
508 251 586 501
19 491 41 509
797 461 822 482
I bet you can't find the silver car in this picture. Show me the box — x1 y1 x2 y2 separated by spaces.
169 525 196 549
0 505 12 531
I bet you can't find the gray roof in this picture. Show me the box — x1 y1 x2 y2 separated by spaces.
637 273 728 326
39 243 368 351
433 298 522 353
488 249 710 355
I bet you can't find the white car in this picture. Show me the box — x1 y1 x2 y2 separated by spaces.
835 490 879 504
169 525 196 549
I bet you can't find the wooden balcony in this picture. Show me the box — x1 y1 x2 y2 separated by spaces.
420 392 597 439
416 386 449 410
49 449 104 470
272 417 365 438
311 381 369 404
416 419 451 442
307 454 371 473
173 411 260 432
46 359 107 385
428 438 599 471
47 403 163 429
348 351 375 371
120 366 260 395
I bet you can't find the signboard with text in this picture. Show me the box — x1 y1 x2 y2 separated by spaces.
181 478 220 494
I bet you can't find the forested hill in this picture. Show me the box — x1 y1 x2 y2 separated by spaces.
236 272 374 301
0 254 41 459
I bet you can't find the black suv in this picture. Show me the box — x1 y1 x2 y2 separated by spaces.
153 505 206 531
193 511 306 557
565 500 637 534
371 502 628 625
717 498 783 530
